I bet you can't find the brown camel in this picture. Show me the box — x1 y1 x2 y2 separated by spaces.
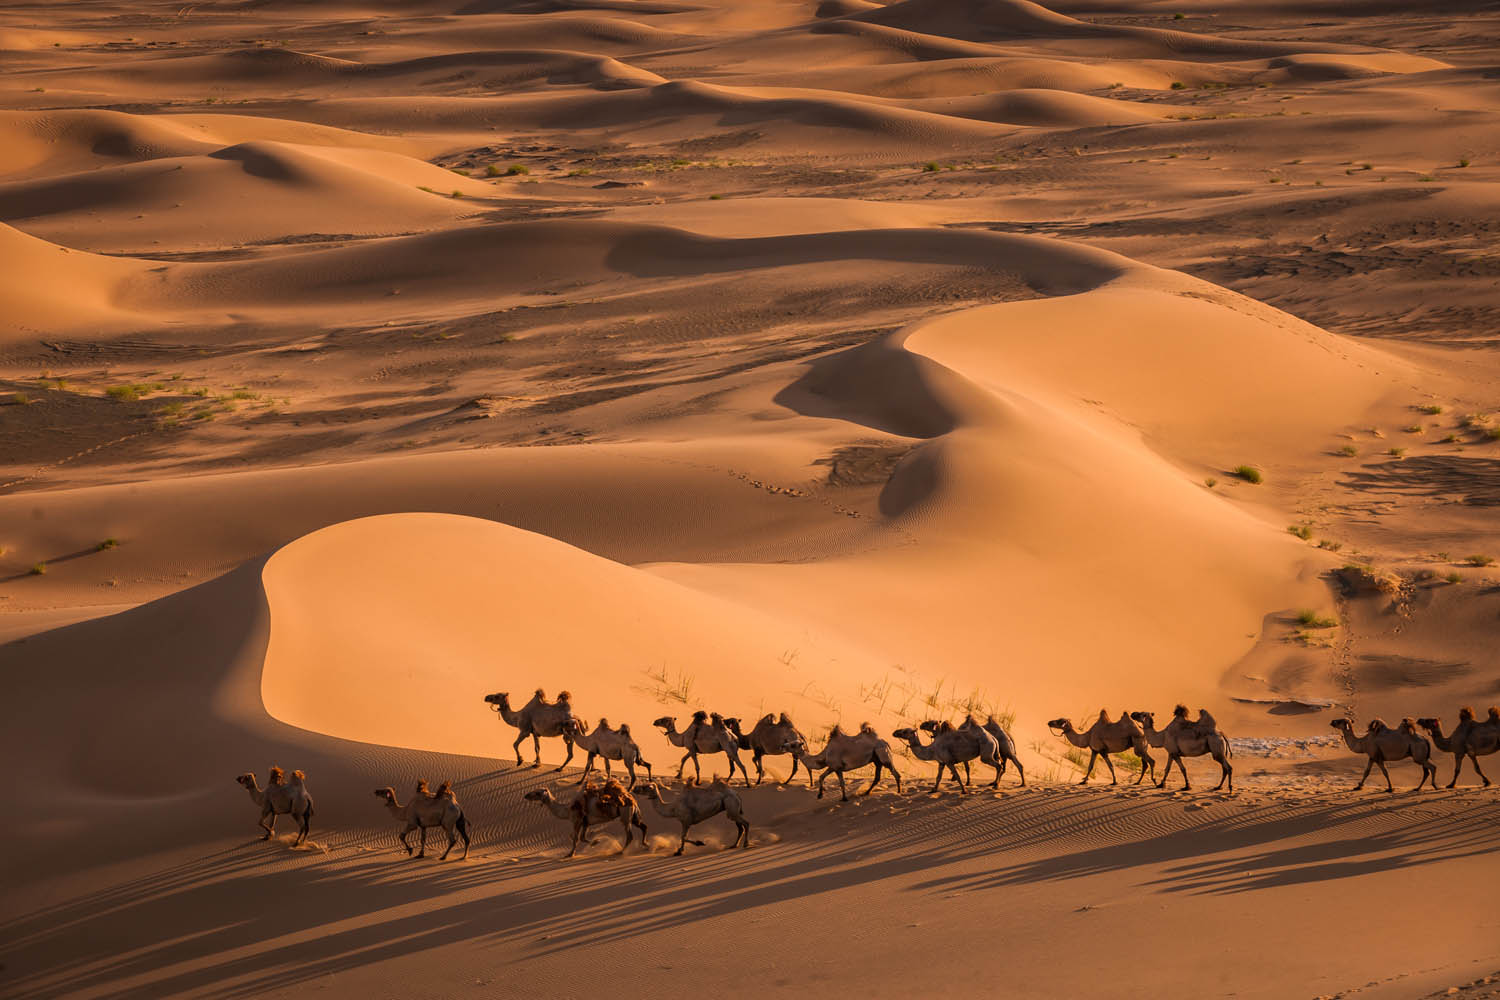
633 779 750 856
1130 707 1233 792
793 723 903 801
235 766 314 845
1330 717 1438 792
922 715 1026 787
725 713 810 786
483 688 579 770
1415 707 1499 788
373 780 471 860
1046 711 1156 785
523 780 647 858
892 722 1002 794
653 711 751 785
565 718 653 786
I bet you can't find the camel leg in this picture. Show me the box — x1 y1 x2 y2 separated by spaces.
1446 752 1465 789
622 757 634 786
258 810 274 840
815 768 831 799
555 736 575 774
399 827 413 856
1355 756 1375 791
989 760 1003 789
1417 759 1436 791
1081 750 1100 784
440 824 457 861
457 815 471 859
299 808 311 845
1157 753 1173 790
951 763 969 795
1213 752 1232 792
783 754 798 786
416 825 429 858
1375 758 1394 793
675 822 689 856
567 817 585 858
836 770 850 802
531 732 543 768
676 750 691 780
512 731 527 767
618 815 632 852
1133 751 1151 785
603 757 613 779
1471 754 1492 787
632 809 649 846
1176 756 1191 791
578 751 597 786
1011 754 1026 787
962 761 971 786
931 763 944 794
734 753 752 787
1102 753 1118 786
753 750 766 785
863 761 882 796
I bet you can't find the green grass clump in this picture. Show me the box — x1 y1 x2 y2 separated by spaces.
1445 571 1463 584
1388 447 1406 458
1458 157 1470 168
504 164 529 176
485 164 502 177
1296 609 1338 628
1485 427 1500 441
1402 424 1423 434
1317 539 1343 552
451 190 463 198
1466 554 1494 567
709 194 723 200
29 562 46 576
1288 524 1313 541
1419 404 1443 415
1171 81 1186 90
97 538 119 551
1204 477 1216 488
922 162 939 172
1233 465 1263 484
1338 444 1358 457
105 383 164 401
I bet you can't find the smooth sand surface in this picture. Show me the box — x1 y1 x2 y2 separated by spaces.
2 0 1498 996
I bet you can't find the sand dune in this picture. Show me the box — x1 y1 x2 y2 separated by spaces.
3 0 1498 995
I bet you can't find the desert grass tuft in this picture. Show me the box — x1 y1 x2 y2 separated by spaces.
1296 609 1337 628
1288 524 1313 541
1232 464 1263 484
1466 554 1494 567
96 538 119 551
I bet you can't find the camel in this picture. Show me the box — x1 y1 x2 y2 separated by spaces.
724 713 810 786
235 767 314 845
523 780 647 858
483 688 579 770
1130 706 1234 792
1330 717 1439 792
921 715 1026 787
1046 711 1156 785
653 711 752 786
565 718 653 786
633 779 750 857
373 780 471 860
1415 707 1500 788
793 723 903 801
891 724 1002 794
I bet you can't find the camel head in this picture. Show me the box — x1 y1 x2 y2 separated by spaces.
522 788 555 805
1129 711 1153 726
561 718 586 738
1330 719 1353 733
1046 718 1073 733
722 716 741 732
892 727 917 741
483 692 508 711
235 772 258 789
1399 717 1419 734
373 786 397 803
917 720 940 734
1416 717 1439 731
652 716 676 732
631 782 662 800
780 735 806 755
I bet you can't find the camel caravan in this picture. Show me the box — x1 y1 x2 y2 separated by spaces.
233 692 1499 859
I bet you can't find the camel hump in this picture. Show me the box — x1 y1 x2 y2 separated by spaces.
1096 709 1110 723
1488 706 1500 722
1173 704 1189 718
557 690 572 703
859 722 876 736
1367 717 1388 732
1399 717 1418 731
596 717 609 729
618 722 631 736
435 780 452 796
416 779 431 795
691 710 708 722
758 713 776 725
1459 705 1475 721
268 766 285 784
534 687 546 699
